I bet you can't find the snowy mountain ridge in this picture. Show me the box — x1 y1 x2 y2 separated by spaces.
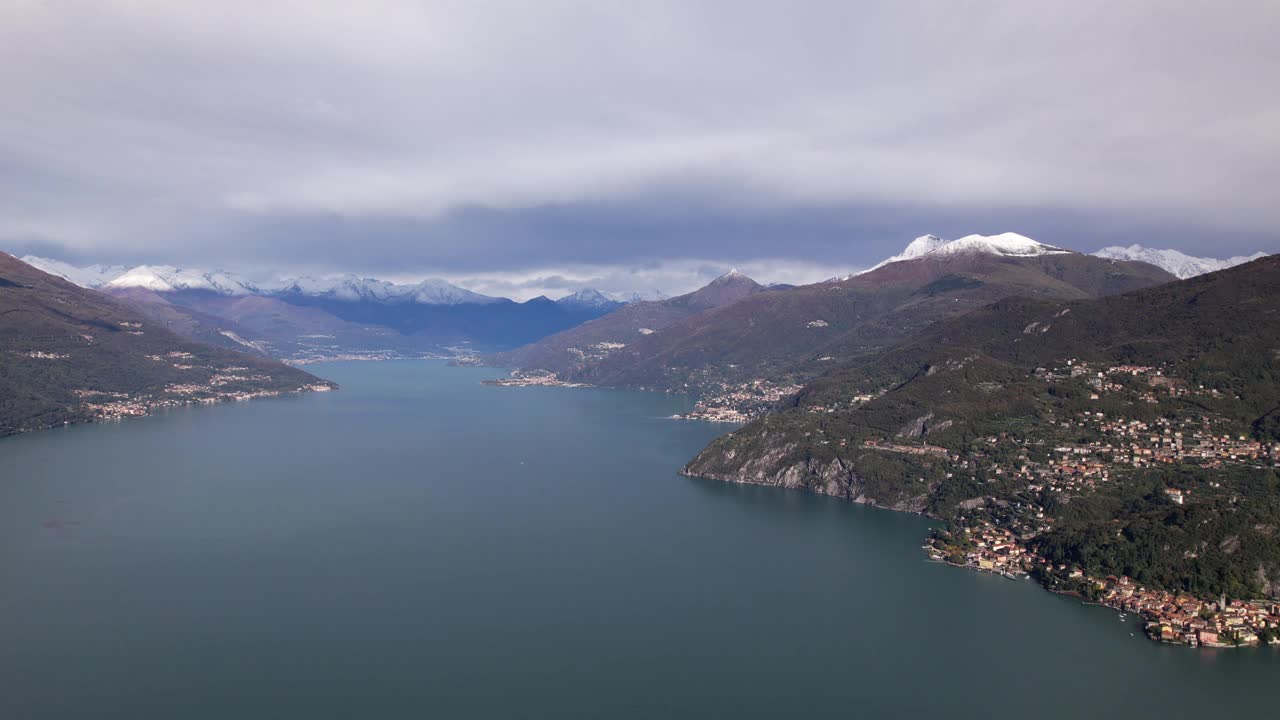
19 257 512 306
1092 244 1271 279
104 265 263 296
270 274 500 305
19 256 129 289
851 234 1271 282
849 232 1070 278
928 232 1071 258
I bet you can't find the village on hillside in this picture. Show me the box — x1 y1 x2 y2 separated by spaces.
894 361 1280 648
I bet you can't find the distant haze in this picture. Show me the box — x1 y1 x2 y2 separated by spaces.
2 1 1277 289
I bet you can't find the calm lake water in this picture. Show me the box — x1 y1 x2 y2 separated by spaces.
1 360 1277 718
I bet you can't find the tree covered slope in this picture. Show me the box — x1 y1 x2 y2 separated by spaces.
565 250 1175 393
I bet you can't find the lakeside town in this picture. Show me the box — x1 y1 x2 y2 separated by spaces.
476 361 805 422
670 378 805 423
929 523 1280 647
481 370 592 388
284 347 470 365
67 350 334 422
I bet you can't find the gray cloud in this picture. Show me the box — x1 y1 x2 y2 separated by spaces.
2 0 1277 274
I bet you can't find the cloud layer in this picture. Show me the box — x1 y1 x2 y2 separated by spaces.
2 1 1277 275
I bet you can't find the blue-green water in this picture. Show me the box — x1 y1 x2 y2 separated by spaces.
1 361 1276 718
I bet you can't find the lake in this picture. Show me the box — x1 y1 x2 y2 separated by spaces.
1 360 1277 718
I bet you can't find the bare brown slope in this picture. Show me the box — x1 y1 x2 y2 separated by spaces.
484 271 765 372
564 252 1176 392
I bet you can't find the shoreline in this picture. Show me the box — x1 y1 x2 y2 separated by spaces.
475 367 1280 652
690 467 1280 651
0 382 334 444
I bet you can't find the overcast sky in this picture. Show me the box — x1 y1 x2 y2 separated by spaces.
3 1 1278 298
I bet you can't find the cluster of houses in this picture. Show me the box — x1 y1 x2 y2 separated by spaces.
1092 577 1280 647
675 379 804 424
1050 411 1278 470
564 340 628 365
928 524 1029 579
82 399 153 419
949 367 1277 501
929 523 1280 648
1036 361 1230 404
208 371 273 387
486 371 589 388
76 369 333 422
84 386 290 420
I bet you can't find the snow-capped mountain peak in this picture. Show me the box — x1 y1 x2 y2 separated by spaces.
712 268 755 284
900 234 949 259
853 232 1069 277
556 288 616 310
855 234 950 275
929 232 1071 258
1093 244 1270 279
105 265 177 292
406 278 498 305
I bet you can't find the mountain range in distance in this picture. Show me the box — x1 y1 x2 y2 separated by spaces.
20 257 626 362
15 235 1270 373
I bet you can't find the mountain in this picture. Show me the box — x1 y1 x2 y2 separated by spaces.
555 288 623 312
0 253 334 438
484 270 766 372
684 255 1280 600
98 285 278 355
100 286 417 362
1093 244 1271 279
618 289 670 303
846 232 1068 279
546 234 1176 394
